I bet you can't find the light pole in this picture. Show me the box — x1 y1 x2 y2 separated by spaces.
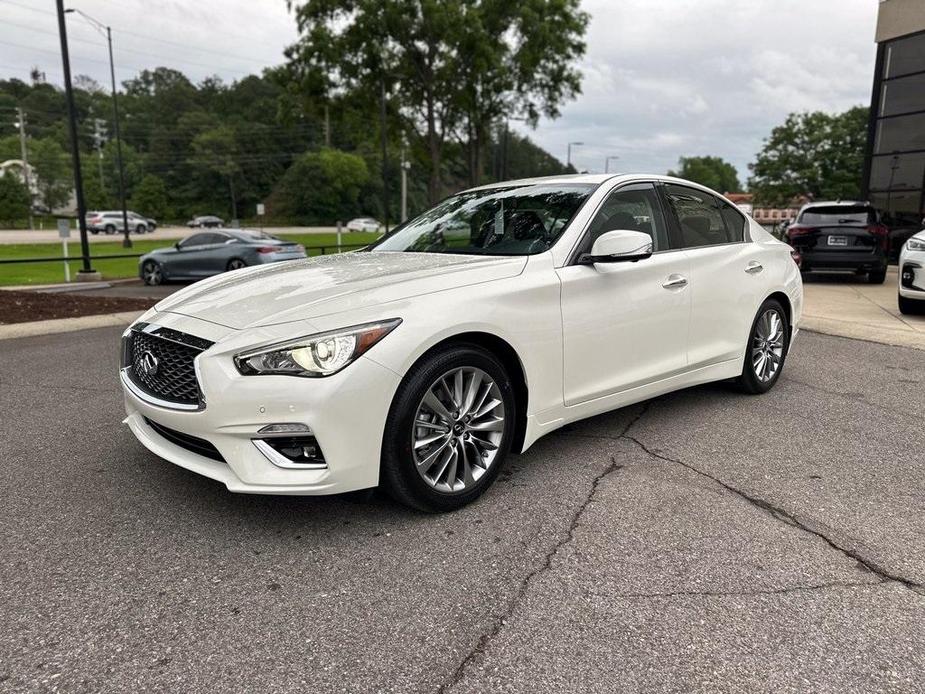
56 0 94 277
605 155 620 173
14 107 33 230
567 141 583 170
66 7 132 249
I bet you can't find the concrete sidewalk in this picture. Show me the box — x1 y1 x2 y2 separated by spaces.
801 267 925 350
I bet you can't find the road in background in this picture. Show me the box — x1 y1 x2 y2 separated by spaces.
1 328 923 692
0 226 343 245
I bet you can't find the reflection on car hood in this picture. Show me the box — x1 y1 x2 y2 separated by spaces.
154 251 527 329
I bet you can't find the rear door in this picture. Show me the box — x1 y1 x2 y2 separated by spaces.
558 181 692 405
660 183 762 369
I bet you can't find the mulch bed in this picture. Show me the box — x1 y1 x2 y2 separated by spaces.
0 290 156 325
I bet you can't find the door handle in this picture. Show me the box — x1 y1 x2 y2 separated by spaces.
662 274 688 289
745 261 763 274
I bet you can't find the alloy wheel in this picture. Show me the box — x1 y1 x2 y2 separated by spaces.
142 262 162 286
227 259 246 271
751 308 785 382
412 366 506 493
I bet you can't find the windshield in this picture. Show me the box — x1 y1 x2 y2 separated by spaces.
370 183 597 255
799 206 873 225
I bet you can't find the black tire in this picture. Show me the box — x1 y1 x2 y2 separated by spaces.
736 298 790 395
141 260 163 286
135 224 147 234
104 224 116 235
898 294 925 315
90 229 99 235
868 268 887 284
226 258 247 271
381 344 516 512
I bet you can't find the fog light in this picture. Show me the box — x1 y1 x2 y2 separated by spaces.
253 435 327 470
258 423 312 435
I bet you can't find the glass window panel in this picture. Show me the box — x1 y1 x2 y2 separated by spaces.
869 191 924 227
664 184 730 248
884 33 925 79
869 152 925 191
880 72 925 116
584 183 669 252
875 112 925 154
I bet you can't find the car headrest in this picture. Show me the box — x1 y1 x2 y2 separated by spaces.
507 210 547 241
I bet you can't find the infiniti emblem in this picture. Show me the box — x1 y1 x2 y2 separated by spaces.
138 350 159 377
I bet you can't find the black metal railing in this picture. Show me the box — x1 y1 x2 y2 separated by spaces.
0 242 370 266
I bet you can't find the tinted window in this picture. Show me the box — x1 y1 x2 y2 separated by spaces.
584 183 668 252
884 32 925 79
880 72 925 117
664 184 730 248
875 112 925 154
371 183 596 256
798 206 874 225
719 200 748 242
180 233 212 247
869 152 925 192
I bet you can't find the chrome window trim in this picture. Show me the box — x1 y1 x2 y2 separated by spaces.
252 438 328 470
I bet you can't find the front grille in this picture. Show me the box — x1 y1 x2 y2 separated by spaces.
144 418 225 463
126 325 213 407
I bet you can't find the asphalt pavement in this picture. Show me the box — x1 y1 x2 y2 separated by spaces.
1 327 923 692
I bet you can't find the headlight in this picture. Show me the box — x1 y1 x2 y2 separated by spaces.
907 237 925 252
234 319 401 377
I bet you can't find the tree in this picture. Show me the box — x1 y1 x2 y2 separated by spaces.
668 156 741 193
190 125 241 219
0 172 30 225
28 138 72 211
267 148 369 223
748 106 868 206
130 174 170 219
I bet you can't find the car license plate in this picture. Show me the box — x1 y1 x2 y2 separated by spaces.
827 235 848 246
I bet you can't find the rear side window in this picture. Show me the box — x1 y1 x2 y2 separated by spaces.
798 207 874 225
663 184 730 248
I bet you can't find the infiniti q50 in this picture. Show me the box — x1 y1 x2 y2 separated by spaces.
120 175 802 512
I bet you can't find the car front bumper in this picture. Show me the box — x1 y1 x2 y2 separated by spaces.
121 312 401 495
899 246 925 300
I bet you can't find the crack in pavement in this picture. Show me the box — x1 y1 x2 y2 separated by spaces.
590 578 888 600
622 435 925 595
436 404 650 694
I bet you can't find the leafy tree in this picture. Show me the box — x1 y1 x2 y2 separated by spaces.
190 125 241 219
668 156 741 193
748 107 868 206
130 174 170 219
267 148 369 224
0 171 30 225
28 138 72 211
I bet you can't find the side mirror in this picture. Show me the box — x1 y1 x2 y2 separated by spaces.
579 230 653 265
174 241 182 250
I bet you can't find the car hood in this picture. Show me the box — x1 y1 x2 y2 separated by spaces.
154 251 527 329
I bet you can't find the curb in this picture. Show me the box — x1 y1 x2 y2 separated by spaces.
0 310 143 341
801 316 925 351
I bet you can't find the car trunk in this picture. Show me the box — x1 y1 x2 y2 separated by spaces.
789 225 880 254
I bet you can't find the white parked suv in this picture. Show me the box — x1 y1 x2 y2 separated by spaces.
898 229 925 314
119 174 802 512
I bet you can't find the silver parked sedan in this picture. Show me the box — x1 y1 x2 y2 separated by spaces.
139 229 307 286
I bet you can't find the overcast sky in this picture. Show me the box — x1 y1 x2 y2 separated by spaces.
1 0 879 185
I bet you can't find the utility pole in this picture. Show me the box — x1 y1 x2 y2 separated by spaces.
380 77 389 234
400 136 410 222
15 107 33 230
93 117 106 191
56 0 94 277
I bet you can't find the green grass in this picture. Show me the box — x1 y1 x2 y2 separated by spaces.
0 232 381 286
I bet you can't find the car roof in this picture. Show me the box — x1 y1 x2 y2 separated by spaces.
462 173 734 197
801 200 871 209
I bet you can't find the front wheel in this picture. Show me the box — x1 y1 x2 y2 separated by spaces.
737 299 789 394
135 224 147 234
381 345 516 512
141 260 163 286
104 224 116 235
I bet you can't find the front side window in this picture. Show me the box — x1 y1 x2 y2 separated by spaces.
583 183 669 252
370 183 597 256
664 184 731 248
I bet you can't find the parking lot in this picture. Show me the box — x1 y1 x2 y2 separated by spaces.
1 324 923 692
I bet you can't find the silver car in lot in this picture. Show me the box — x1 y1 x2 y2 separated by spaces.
139 229 307 286
87 210 157 234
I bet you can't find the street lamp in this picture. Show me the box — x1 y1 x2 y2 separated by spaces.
65 7 132 249
567 141 583 169
605 155 620 173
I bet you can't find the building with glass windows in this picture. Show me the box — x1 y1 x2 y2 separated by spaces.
862 0 925 248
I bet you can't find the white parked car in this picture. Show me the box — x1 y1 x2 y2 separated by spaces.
346 217 382 232
120 174 803 512
898 229 925 314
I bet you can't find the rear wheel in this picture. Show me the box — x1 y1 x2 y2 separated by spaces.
226 258 247 271
135 224 147 234
104 224 116 235
868 268 887 284
899 294 924 315
381 345 515 512
141 260 163 286
737 299 789 395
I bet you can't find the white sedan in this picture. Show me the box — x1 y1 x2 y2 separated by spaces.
898 229 925 315
346 217 382 232
120 174 802 512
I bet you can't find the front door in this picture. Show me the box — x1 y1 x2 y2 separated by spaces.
557 182 691 406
